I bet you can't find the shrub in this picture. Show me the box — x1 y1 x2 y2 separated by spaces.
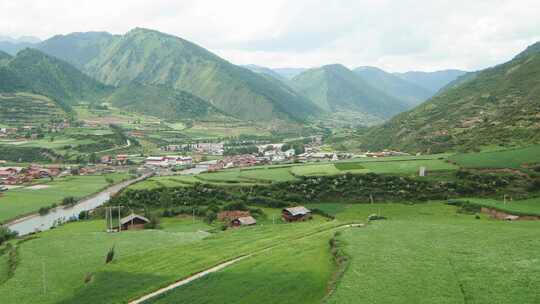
205 211 217 224
61 196 76 206
0 227 18 245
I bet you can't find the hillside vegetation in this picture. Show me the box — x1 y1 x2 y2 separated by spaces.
0 93 67 126
290 64 408 119
105 83 223 121
37 28 321 122
0 48 111 113
359 42 540 152
354 66 433 107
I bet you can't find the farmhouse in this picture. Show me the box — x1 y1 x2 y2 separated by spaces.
231 216 257 227
282 206 312 222
117 214 150 230
116 154 129 165
145 156 166 167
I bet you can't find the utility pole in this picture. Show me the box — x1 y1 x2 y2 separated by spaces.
42 260 46 295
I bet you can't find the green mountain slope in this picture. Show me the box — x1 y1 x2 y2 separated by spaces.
36 32 115 69
4 48 111 107
359 43 540 153
38 28 320 122
290 64 408 118
106 83 222 121
354 66 433 107
0 50 11 66
393 69 467 93
243 64 288 82
0 41 36 55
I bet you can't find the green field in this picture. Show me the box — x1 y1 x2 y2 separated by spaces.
449 144 540 169
0 216 341 304
1 202 539 303
327 203 540 304
0 173 129 223
463 197 540 216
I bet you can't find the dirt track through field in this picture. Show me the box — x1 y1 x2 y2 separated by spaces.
127 223 363 304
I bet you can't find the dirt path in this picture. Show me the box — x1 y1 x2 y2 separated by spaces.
127 223 363 304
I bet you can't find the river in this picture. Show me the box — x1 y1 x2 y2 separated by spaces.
5 173 152 236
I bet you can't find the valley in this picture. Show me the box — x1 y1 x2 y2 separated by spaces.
0 16 539 304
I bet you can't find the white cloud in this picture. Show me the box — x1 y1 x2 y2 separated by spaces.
1 0 539 72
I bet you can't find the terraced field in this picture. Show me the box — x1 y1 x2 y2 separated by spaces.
0 93 67 126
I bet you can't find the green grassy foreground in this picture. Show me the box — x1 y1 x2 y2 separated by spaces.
463 197 540 216
0 173 129 223
327 203 540 304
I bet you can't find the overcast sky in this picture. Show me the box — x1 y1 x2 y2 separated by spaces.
1 0 540 72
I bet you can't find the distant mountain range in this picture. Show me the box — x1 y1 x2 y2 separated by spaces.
289 64 408 119
31 28 320 123
0 28 478 129
358 41 540 152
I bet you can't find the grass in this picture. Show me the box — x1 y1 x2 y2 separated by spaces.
360 159 458 174
463 197 540 216
146 231 334 304
0 216 341 304
239 167 297 182
0 173 129 223
449 144 540 169
326 203 540 304
291 163 342 176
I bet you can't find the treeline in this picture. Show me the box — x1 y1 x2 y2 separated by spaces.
110 171 530 211
0 146 59 162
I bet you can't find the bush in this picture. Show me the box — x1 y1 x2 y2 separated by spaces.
144 214 161 229
205 211 217 224
61 196 76 206
222 202 249 211
0 227 18 245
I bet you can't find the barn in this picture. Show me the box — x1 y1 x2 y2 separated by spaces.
282 206 312 222
117 214 150 230
231 216 257 227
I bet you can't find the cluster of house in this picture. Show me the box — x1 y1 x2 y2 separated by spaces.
196 155 258 172
163 142 225 156
257 143 296 162
215 206 312 228
0 164 62 185
144 155 194 168
362 150 411 158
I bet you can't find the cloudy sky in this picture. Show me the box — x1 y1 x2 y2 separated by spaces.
1 0 540 72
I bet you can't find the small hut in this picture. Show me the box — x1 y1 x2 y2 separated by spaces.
231 216 257 227
282 206 312 222
117 214 150 230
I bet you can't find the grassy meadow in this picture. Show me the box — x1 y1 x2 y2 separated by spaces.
0 173 129 223
327 203 540 304
463 197 540 216
449 144 540 169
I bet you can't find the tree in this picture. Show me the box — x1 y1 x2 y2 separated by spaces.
88 152 98 164
281 143 291 152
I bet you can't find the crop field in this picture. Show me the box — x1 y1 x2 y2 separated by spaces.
0 216 342 304
181 122 271 139
146 231 334 304
449 144 540 169
463 197 540 216
0 173 129 223
359 159 458 174
326 203 540 304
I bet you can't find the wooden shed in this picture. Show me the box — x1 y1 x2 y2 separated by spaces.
231 216 257 227
117 214 150 230
282 206 312 222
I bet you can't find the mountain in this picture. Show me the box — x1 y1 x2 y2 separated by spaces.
243 64 287 82
393 69 467 93
36 32 115 69
0 48 111 112
290 64 408 118
0 50 11 66
273 68 307 79
354 66 433 107
36 28 320 122
359 42 540 153
0 41 36 55
105 83 223 121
